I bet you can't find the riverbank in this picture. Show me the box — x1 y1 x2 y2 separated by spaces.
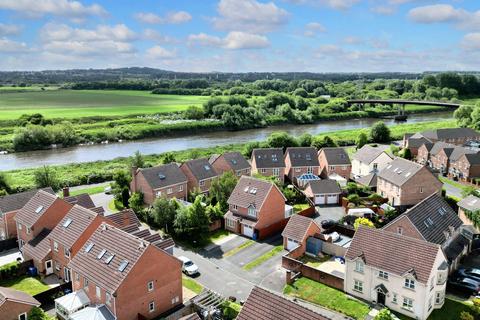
3 119 456 192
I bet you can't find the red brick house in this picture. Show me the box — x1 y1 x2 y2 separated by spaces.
416 128 480 145
416 142 434 165
210 151 251 177
250 148 286 183
68 223 182 320
284 147 320 185
131 163 188 205
0 188 54 240
224 176 288 239
318 147 351 180
15 190 73 274
449 152 480 180
282 214 321 253
180 158 219 194
0 286 40 320
404 134 433 158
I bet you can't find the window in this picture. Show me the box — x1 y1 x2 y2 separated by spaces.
307 167 313 174
179 185 184 192
171 296 180 304
149 301 155 313
378 270 389 280
199 180 205 187
55 261 60 271
75 272 79 281
419 187 424 193
342 166 347 170
148 281 154 292
355 260 364 273
248 206 256 218
167 188 173 194
64 248 70 258
232 204 238 211
226 219 236 228
84 277 89 289
26 227 30 234
392 293 397 304
18 313 27 320
106 292 111 306
397 227 403 235
53 241 58 252
428 297 432 311
18 223 22 230
373 163 378 170
295 168 301 173
405 278 415 290
156 191 162 198
353 280 363 293
260 168 267 174
96 286 101 298
273 168 280 176
402 297 413 311
435 292 443 304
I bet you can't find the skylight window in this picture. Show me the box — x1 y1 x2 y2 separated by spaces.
204 165 211 171
231 159 237 165
63 218 73 228
244 187 249 193
249 188 257 195
97 249 107 259
85 242 94 253
118 260 129 272
438 207 447 215
35 206 44 214
306 154 312 161
104 253 115 264
158 174 166 180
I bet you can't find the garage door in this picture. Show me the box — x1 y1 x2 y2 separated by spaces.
287 238 299 251
315 195 326 205
327 194 338 204
242 225 254 238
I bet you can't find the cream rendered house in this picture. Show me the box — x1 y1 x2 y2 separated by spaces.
352 145 392 178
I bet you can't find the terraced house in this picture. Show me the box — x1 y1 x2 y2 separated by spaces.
210 151 251 177
407 128 480 147
284 147 320 186
250 148 286 183
449 152 480 180
130 163 188 205
180 158 219 194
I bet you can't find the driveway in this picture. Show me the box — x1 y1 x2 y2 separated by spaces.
90 193 114 214
314 205 345 223
0 248 21 266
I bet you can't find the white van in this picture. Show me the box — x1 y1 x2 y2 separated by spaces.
347 208 377 219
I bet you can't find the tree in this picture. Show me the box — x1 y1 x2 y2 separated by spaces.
184 105 204 120
354 217 375 230
34 165 60 191
150 197 178 233
0 172 10 194
128 192 144 219
356 132 368 149
243 141 262 157
298 133 313 147
398 148 412 160
454 105 474 128
266 131 299 149
293 88 308 98
162 152 176 164
209 171 238 212
462 186 479 198
131 150 145 168
370 122 391 143
374 308 394 320
111 170 131 207
174 196 210 242
312 136 337 149
460 311 474 320
28 307 53 320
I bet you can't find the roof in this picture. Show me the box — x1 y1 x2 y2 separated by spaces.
463 153 480 165
345 226 443 284
285 147 320 167
215 152 250 171
179 313 201 320
449 146 478 162
237 286 329 320
69 305 115 320
54 289 90 313
443 233 470 263
353 145 390 164
48 205 98 249
393 193 463 245
419 142 434 152
21 228 52 261
407 137 432 149
430 142 456 157
457 195 480 212
64 194 95 209
306 180 341 195
14 190 61 227
182 158 218 181
227 176 285 209
421 128 480 140
0 187 54 214
0 286 40 307
105 209 141 228
356 173 377 188
282 215 320 242
377 158 425 186
251 148 285 168
320 147 350 165
137 163 187 189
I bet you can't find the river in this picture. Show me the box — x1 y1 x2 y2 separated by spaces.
0 112 453 171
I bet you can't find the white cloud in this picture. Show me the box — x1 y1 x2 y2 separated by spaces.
0 24 21 36
283 0 359 10
461 33 480 50
135 11 191 24
145 46 177 59
142 29 177 44
408 5 480 30
212 0 289 33
188 31 269 50
304 22 326 37
343 36 362 44
0 0 106 18
0 38 30 53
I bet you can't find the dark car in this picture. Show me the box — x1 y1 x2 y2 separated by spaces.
448 277 480 295
456 268 480 283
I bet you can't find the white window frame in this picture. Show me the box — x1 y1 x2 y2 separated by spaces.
307 166 313 174
156 191 162 198
26 227 31 234
355 260 364 273
273 168 280 176
106 291 112 306
199 180 205 187
148 281 154 292
96 286 101 298
64 247 70 258
167 188 173 195
353 280 363 293
53 241 58 252
397 227 403 235
392 293 397 304
405 278 415 290
378 270 389 280
260 168 267 174
18 223 22 231
84 277 89 289
18 312 27 320
247 206 256 218
149 301 155 313
402 297 413 311
226 219 236 228
179 185 184 192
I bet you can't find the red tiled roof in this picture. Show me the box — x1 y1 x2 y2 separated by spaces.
227 176 285 210
0 286 40 307
105 209 140 228
22 228 52 261
282 215 320 242
15 190 59 227
0 187 54 214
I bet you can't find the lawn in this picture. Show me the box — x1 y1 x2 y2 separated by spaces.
438 176 470 193
207 229 232 244
284 277 370 320
299 255 331 268
62 184 108 197
243 245 283 271
392 298 475 320
0 276 50 296
293 203 310 213
0 90 208 120
223 240 255 258
182 275 203 294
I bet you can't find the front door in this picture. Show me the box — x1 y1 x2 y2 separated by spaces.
45 260 53 275
377 290 386 305
64 267 71 282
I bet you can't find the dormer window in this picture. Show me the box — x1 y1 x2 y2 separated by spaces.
355 260 364 273
248 205 256 218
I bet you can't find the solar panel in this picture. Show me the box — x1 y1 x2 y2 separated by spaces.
118 260 129 272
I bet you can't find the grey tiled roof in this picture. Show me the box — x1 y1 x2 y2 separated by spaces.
285 147 320 167
356 173 377 188
182 158 218 181
251 148 285 168
282 215 320 242
353 145 389 164
320 147 351 165
421 128 480 140
307 180 341 194
457 195 480 212
0 188 54 214
377 158 425 186
137 163 187 189
0 286 40 307
463 153 480 165
64 194 95 209
429 142 455 157
215 152 250 171
443 233 470 263
407 137 432 149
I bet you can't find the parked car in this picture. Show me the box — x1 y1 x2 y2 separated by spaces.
447 277 480 295
456 268 480 282
178 256 199 276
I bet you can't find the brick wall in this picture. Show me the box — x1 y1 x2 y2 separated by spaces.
0 300 37 320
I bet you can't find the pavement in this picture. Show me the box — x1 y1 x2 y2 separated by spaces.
314 205 345 223
442 180 465 199
0 248 21 266
90 192 114 214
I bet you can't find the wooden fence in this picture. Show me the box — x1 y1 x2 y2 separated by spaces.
0 260 33 281
0 238 18 252
33 282 72 307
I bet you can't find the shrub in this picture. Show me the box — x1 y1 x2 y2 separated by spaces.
354 217 375 230
370 121 391 143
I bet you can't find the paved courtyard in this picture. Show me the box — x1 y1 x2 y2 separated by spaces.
314 205 345 223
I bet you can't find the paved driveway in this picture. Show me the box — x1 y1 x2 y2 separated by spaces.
314 205 345 223
91 193 114 214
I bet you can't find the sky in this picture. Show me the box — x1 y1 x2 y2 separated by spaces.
0 0 479 72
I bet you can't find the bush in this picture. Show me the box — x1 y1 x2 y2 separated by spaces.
374 308 394 320
34 166 60 191
184 106 205 120
354 217 375 230
222 301 242 320
370 121 391 143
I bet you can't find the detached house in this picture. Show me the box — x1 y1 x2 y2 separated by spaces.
251 148 286 183
131 163 188 205
210 151 251 177
383 193 470 272
0 187 54 240
0 286 40 320
377 158 442 208
345 227 448 320
224 176 289 239
318 147 351 180
352 145 392 178
180 158 219 194
284 147 320 185
303 180 342 205
67 224 182 320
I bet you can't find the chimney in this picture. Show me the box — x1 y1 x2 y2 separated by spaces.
63 187 70 198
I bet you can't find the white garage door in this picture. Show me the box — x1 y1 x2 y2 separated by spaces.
327 194 338 204
315 195 326 205
242 225 254 238
287 238 299 251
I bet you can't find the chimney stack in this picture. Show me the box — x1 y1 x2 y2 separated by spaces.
63 187 70 198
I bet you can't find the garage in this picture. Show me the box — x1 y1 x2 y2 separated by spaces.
315 195 326 205
242 225 254 238
304 180 342 206
287 238 300 251
327 194 339 204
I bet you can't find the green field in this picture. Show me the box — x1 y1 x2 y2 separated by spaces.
0 90 208 119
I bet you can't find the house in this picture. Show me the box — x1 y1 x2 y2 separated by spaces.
68 223 182 320
351 145 392 178
250 148 286 183
318 147 351 180
383 193 469 272
356 173 378 189
345 227 448 320
131 163 188 205
0 286 40 320
415 128 480 145
0 187 54 240
449 152 480 180
180 158 219 194
457 195 480 232
284 147 320 185
282 214 321 252
416 142 434 165
15 190 73 274
303 180 342 205
377 158 442 208
210 151 251 177
237 286 329 320
404 134 433 157
224 176 289 239
427 142 456 173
